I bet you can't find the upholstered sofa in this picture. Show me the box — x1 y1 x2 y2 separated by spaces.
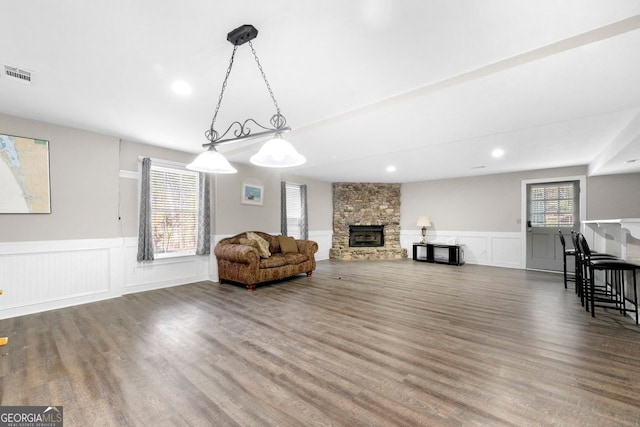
214 231 318 290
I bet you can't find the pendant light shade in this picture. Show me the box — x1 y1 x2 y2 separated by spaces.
186 148 237 174
250 135 306 168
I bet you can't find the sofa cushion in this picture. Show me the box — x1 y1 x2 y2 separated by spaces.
268 235 280 254
259 254 288 268
284 253 309 265
278 235 298 253
246 232 271 258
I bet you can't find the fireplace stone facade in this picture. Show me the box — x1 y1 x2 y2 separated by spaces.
329 183 407 260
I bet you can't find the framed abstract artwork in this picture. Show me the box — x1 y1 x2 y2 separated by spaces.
0 133 51 213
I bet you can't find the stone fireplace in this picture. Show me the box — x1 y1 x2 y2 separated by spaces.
329 183 407 260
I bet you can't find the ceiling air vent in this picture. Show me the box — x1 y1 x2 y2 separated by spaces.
3 64 32 84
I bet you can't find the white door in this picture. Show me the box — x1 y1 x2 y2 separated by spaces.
526 180 580 271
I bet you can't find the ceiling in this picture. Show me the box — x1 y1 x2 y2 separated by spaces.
2 1 640 183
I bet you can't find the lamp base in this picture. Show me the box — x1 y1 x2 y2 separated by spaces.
421 227 427 244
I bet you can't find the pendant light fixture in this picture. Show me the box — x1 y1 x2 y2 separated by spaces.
187 24 305 174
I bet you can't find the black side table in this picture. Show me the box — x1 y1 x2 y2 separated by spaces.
412 243 464 266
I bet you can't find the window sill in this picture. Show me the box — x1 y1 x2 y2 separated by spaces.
151 252 203 263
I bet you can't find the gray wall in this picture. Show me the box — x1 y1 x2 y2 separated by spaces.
212 168 333 236
0 113 335 243
213 163 282 235
587 173 640 219
281 173 333 231
401 165 640 233
2 112 636 243
0 113 212 242
0 113 120 241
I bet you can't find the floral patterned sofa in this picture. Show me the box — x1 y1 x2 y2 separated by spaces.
214 231 318 290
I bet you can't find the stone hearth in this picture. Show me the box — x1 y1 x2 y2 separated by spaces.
329 183 407 260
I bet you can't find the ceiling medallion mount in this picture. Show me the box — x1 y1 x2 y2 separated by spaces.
227 24 258 46
187 24 304 174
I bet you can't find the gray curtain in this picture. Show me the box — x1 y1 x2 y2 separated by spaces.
196 172 211 255
281 182 308 239
137 157 154 262
300 184 308 240
280 181 287 236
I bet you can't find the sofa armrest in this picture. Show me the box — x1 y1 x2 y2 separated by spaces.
296 240 319 257
214 243 260 264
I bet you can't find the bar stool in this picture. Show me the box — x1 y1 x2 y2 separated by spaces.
578 235 639 324
558 230 575 289
574 233 618 308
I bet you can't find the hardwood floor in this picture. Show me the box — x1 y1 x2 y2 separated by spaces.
1 260 640 426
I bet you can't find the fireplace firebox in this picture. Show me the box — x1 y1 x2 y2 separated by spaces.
349 225 384 247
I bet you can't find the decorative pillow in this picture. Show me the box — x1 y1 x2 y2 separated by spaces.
278 235 298 254
246 232 271 258
239 238 261 251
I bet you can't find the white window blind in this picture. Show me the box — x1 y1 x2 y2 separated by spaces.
285 182 303 239
150 165 199 257
528 181 578 228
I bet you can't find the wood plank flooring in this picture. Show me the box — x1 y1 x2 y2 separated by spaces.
1 260 640 426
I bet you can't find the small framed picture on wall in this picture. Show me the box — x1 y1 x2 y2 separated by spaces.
241 183 264 206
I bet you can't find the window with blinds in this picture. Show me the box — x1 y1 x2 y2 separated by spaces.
150 165 199 257
528 181 578 228
284 182 303 239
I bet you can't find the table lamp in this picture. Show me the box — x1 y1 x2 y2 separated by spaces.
417 216 431 243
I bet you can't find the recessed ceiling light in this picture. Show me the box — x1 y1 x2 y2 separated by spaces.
492 148 504 158
172 80 192 95
471 165 486 169
386 165 396 173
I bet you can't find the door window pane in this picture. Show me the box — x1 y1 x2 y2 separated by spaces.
528 181 578 228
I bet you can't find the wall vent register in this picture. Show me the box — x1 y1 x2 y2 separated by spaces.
3 64 32 84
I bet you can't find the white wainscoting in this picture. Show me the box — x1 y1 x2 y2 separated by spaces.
0 239 122 319
0 238 213 320
400 230 523 269
1 230 518 319
308 230 332 261
122 238 210 293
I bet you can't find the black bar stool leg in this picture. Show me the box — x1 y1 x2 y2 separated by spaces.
633 270 638 325
590 265 595 317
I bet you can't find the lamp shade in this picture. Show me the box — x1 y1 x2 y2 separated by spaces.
186 149 237 174
249 135 306 168
417 216 431 227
